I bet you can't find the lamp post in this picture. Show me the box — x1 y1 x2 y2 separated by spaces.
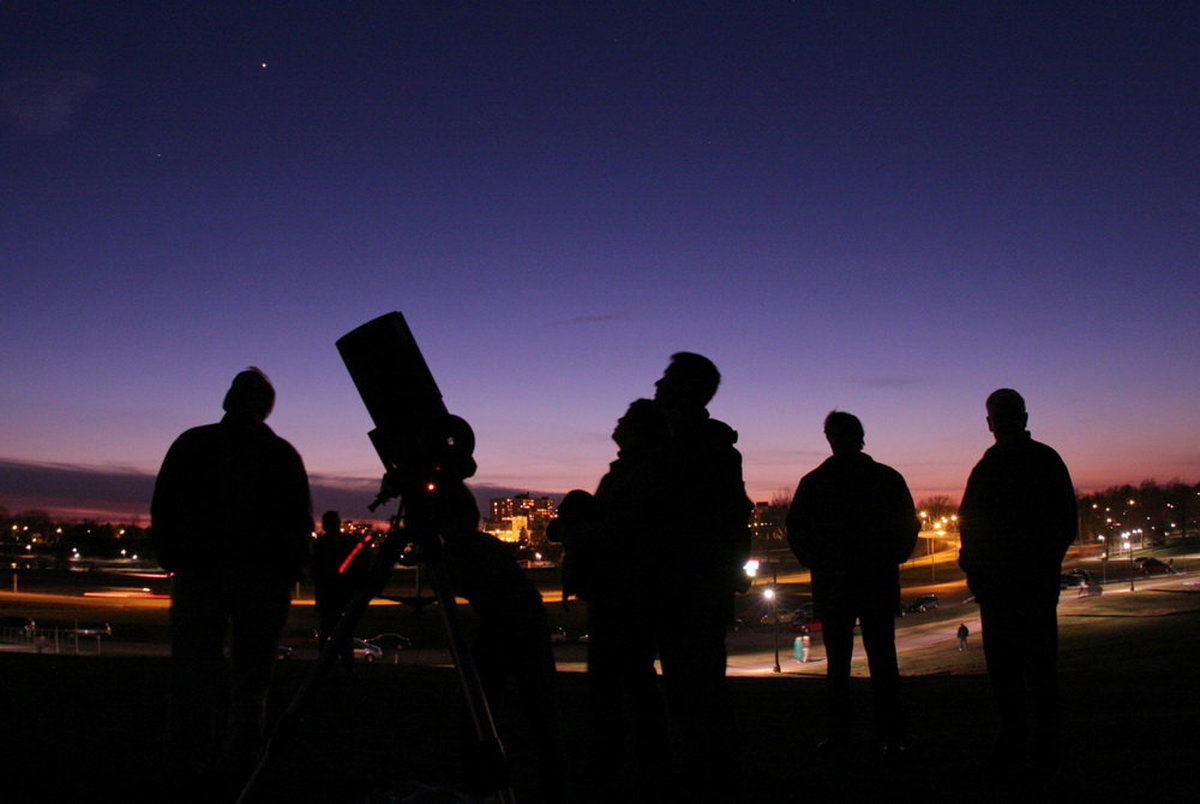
1098 536 1107 585
1124 534 1135 591
764 583 781 673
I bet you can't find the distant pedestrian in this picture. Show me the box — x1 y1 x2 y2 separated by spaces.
152 368 312 785
787 411 919 756
957 623 970 651
958 388 1076 777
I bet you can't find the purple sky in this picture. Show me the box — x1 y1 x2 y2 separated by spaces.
2 2 1197 523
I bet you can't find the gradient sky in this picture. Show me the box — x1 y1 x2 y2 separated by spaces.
2 2 1197 523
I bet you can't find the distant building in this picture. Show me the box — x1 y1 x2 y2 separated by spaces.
486 493 557 545
750 500 786 544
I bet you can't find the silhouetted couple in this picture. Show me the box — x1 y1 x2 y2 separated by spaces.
557 353 752 801
786 390 1076 782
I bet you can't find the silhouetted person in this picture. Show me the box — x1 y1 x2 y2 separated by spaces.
958 388 1077 776
546 489 601 606
455 540 562 800
552 399 671 797
786 411 919 756
438 485 564 801
957 623 970 651
152 367 312 787
651 353 752 801
312 510 366 670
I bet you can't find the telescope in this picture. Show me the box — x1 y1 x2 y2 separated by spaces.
239 312 514 803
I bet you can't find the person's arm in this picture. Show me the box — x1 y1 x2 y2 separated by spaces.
150 435 188 572
786 478 815 566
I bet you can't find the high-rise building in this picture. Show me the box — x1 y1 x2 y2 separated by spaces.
486 493 557 545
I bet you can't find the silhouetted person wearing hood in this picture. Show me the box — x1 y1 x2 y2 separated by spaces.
786 411 918 756
549 399 671 797
651 353 752 801
958 389 1076 777
152 367 312 787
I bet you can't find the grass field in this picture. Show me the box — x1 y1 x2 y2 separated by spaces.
2 577 1199 802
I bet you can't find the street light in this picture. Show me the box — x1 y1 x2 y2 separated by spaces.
764 583 781 673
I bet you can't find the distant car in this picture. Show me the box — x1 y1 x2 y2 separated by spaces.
351 638 383 662
793 619 823 635
901 594 939 615
1059 569 1090 588
73 622 112 637
759 608 798 625
276 644 296 660
365 633 413 651
1134 557 1177 575
0 616 36 637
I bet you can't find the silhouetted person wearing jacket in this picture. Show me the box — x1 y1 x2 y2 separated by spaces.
651 353 752 801
152 367 312 786
958 388 1076 777
786 411 918 756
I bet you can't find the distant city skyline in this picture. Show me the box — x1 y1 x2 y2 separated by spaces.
2 4 1196 524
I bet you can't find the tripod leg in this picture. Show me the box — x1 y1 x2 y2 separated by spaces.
235 524 407 804
425 548 515 803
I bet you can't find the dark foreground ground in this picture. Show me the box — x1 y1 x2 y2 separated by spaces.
3 590 1199 803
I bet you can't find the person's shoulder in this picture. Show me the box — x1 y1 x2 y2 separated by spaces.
1026 436 1065 459
802 455 839 479
699 415 737 440
169 422 222 448
260 424 303 455
868 457 908 485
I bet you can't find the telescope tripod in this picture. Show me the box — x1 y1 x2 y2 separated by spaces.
236 475 513 804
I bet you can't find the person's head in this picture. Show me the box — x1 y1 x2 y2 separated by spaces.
556 489 597 522
654 352 720 409
222 367 275 421
612 398 669 453
321 510 341 535
823 411 864 455
985 388 1028 442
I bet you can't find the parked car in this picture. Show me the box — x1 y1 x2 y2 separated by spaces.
1134 557 1177 575
364 633 413 651
900 594 939 615
0 616 36 637
1059 569 1090 588
352 638 384 662
73 622 112 637
793 619 823 635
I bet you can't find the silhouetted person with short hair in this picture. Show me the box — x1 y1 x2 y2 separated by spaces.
786 411 919 756
958 388 1077 777
957 622 970 651
651 353 752 801
152 367 312 788
313 510 366 670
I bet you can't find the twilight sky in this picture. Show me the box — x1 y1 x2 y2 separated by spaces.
2 2 1197 523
